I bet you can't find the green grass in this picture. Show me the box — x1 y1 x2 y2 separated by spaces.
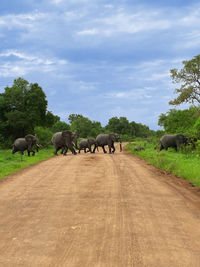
126 142 200 186
0 148 54 179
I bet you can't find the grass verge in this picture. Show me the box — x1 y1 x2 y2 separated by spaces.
126 142 200 187
0 148 54 179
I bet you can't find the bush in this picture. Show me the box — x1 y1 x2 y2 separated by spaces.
34 126 53 148
52 121 70 133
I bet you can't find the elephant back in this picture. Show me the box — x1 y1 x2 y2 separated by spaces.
96 134 109 146
14 138 28 150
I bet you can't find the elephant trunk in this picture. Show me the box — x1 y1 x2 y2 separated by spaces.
36 143 40 152
119 140 122 152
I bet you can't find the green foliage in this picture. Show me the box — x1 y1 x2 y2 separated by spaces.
194 117 200 139
69 114 103 138
105 116 154 139
0 77 67 147
51 121 70 132
34 126 53 147
1 77 48 140
126 142 200 186
169 54 200 105
158 106 200 136
45 111 60 128
0 148 54 179
68 114 84 124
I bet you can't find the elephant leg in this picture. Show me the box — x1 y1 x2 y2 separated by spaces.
28 149 35 156
93 145 97 153
68 144 77 155
102 146 107 153
89 145 92 153
63 146 68 156
111 143 115 153
159 144 164 151
54 146 60 155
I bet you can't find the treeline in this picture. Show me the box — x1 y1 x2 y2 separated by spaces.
0 78 154 148
157 54 200 140
158 107 200 139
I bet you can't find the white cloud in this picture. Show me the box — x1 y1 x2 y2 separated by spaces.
77 28 98 35
145 72 170 81
0 50 68 77
0 12 47 30
105 88 152 100
52 0 63 4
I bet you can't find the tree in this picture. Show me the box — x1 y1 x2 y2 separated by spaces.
158 107 199 135
2 77 48 139
45 111 60 128
68 114 84 124
52 121 70 132
169 54 200 105
105 117 131 134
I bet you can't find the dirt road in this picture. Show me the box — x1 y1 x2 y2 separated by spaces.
1 146 200 266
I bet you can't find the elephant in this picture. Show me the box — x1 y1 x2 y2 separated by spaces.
60 130 79 155
93 133 122 154
12 134 40 156
159 133 190 152
78 138 97 153
51 130 77 155
134 146 145 151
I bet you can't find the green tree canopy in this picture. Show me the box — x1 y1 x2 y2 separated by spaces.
158 107 199 135
1 77 48 139
52 121 70 132
69 114 103 138
169 54 200 105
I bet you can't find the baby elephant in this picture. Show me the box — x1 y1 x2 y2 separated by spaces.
134 146 145 151
78 138 97 153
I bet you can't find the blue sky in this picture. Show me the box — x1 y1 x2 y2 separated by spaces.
0 0 200 130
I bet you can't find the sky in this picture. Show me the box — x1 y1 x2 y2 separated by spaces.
0 0 200 130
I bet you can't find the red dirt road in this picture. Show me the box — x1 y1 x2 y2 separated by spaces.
1 146 200 266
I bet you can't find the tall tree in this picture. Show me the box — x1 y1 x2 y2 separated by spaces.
169 54 200 105
2 77 48 138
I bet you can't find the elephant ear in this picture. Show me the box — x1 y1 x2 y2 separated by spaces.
109 133 115 141
73 130 79 138
25 134 34 148
62 130 73 140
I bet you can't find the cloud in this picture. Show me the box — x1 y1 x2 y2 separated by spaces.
0 12 46 30
105 88 152 100
77 28 98 36
0 50 68 77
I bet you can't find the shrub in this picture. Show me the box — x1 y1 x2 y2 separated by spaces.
34 126 53 148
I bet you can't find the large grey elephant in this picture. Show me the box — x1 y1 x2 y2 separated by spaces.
51 130 77 155
12 134 40 156
61 130 79 155
78 138 97 153
159 133 190 151
93 133 122 154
